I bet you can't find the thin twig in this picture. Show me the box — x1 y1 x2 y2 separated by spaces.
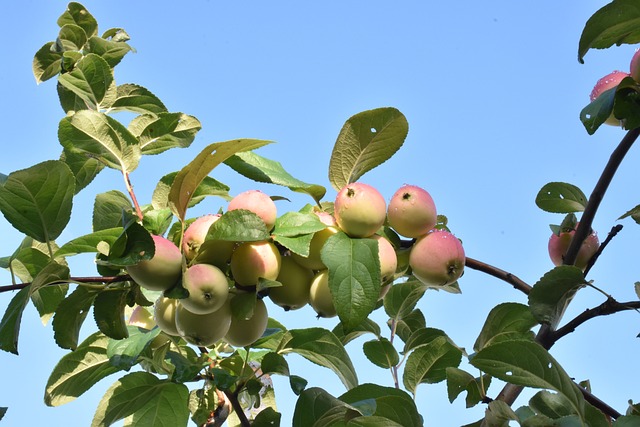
465 257 532 295
0 275 130 293
583 224 623 277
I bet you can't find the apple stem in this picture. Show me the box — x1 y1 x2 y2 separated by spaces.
123 171 144 221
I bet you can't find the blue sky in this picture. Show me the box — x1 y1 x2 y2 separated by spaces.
1 1 640 426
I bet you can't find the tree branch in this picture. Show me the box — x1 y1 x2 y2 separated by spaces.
223 389 251 427
0 275 130 293
465 257 532 295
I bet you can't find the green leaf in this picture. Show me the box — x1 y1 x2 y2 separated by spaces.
225 151 326 204
93 288 130 340
321 232 380 331
393 308 426 343
578 0 640 64
339 384 422 427
292 387 354 427
445 367 491 408
45 331 122 406
0 160 75 242
206 209 270 242
613 77 640 130
55 227 123 258
168 139 271 221
332 318 381 346
93 190 135 231
483 400 519 427
362 337 399 369
252 407 282 427
55 24 88 52
328 107 409 191
28 262 70 325
277 328 358 390
579 86 618 135
0 287 30 354
128 113 201 155
528 266 586 328
535 182 588 214
52 286 99 350
58 110 141 172
33 41 62 83
61 148 105 193
86 36 133 68
273 211 327 237
402 336 462 395
470 340 587 422
529 390 577 419
0 407 5 420
403 327 448 354
473 302 538 352
383 279 427 320
58 54 114 110
152 172 229 211
91 371 190 427
615 416 640 426
108 84 167 115
261 351 290 376
107 326 161 370
58 2 98 39
273 233 315 258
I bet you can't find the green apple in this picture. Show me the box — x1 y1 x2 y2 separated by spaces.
334 182 386 238
153 296 180 336
227 189 277 230
175 301 232 347
126 235 182 292
387 184 437 238
180 263 230 315
631 49 640 82
309 269 337 318
224 297 269 347
128 305 156 330
230 241 282 286
409 230 465 286
270 255 313 310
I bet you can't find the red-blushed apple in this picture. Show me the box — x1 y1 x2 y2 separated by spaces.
409 229 465 286
548 225 599 271
372 234 398 299
180 263 230 315
227 189 277 230
175 300 232 347
590 70 630 126
291 212 340 270
631 50 640 82
126 235 182 292
309 269 337 318
153 296 180 336
182 214 236 268
230 240 282 286
334 182 386 238
387 184 437 238
270 255 313 310
224 297 269 347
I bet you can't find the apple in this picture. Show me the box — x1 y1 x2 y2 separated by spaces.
548 225 599 271
183 214 236 268
224 297 269 347
175 301 232 347
153 296 180 336
309 269 337 318
227 189 277 230
126 235 183 292
270 255 313 310
334 182 386 238
180 263 230 315
409 229 465 286
230 240 282 286
590 70 630 126
631 49 640 82
291 212 340 270
128 305 156 330
372 234 398 285
387 184 437 238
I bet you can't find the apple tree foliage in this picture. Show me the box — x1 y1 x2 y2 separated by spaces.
2 1 640 426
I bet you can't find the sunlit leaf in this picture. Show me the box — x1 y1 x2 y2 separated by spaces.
33 41 62 83
52 286 100 350
0 287 30 355
57 2 98 38
108 84 167 115
128 113 201 155
473 302 538 352
58 54 114 110
403 336 462 395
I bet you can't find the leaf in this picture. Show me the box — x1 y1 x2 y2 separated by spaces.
107 326 161 370
277 328 358 390
28 262 70 325
91 371 190 427
57 2 98 39
0 160 75 242
55 227 123 258
168 139 271 221
328 107 409 191
579 86 617 135
321 232 380 331
403 327 448 354
55 24 88 52
402 336 462 395
445 367 491 408
393 309 426 343
528 266 586 328
86 36 133 68
225 151 326 204
383 279 428 320
362 337 399 369
45 331 122 406
93 288 130 340
473 302 538 352
52 286 100 350
339 384 423 427
206 209 270 242
273 211 327 237
578 0 640 64
535 182 588 214
469 340 587 422
292 387 354 427
58 54 113 109
58 110 141 172
332 318 381 346
0 287 30 354
128 113 201 155
33 41 62 83
93 190 136 232
61 148 105 193
108 84 167 115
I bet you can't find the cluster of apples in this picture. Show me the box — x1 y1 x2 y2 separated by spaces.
589 49 640 126
124 182 466 347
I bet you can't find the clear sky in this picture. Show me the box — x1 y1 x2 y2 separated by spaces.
1 1 639 426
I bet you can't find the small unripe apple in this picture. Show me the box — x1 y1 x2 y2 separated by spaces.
548 226 599 271
291 212 340 270
175 301 232 347
409 229 465 287
230 241 282 286
309 270 337 318
180 263 230 314
128 305 156 330
334 182 386 238
387 184 437 238
590 70 630 126
126 235 183 292
224 297 269 347
630 50 640 82
372 234 398 285
183 214 236 268
270 255 313 310
153 296 180 336
227 189 277 230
